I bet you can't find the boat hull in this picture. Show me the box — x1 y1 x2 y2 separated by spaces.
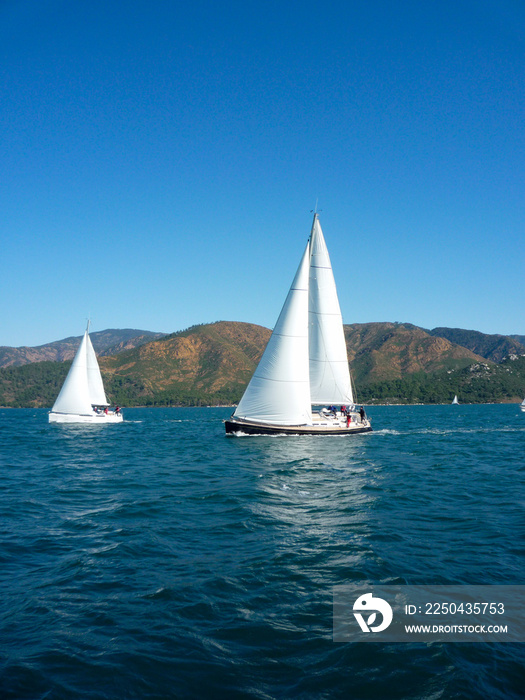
49 412 123 424
224 418 372 436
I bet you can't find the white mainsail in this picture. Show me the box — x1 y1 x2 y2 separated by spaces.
51 331 94 416
308 215 353 406
233 213 353 426
233 241 313 425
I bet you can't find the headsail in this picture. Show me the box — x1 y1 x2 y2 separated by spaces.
308 214 353 405
86 334 109 406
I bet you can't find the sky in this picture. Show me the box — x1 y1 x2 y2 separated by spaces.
1 0 524 347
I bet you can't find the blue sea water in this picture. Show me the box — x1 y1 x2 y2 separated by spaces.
0 404 523 699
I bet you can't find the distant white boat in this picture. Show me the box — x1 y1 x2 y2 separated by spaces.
451 395 459 405
520 399 525 412
225 213 371 436
49 323 123 423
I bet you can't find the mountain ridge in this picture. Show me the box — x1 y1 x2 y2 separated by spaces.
426 327 525 363
1 320 524 407
0 329 167 368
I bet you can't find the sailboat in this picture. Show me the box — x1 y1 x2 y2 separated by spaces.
49 323 123 423
225 213 371 436
520 399 525 412
451 395 459 405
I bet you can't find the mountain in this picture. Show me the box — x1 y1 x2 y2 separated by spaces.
100 322 271 406
344 323 486 384
510 334 525 347
427 327 525 363
357 354 525 405
1 321 525 407
0 329 167 368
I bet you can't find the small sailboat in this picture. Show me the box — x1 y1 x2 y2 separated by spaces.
451 395 459 405
520 398 525 412
225 213 371 436
49 323 123 423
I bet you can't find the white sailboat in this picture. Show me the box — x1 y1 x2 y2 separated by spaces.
451 395 459 405
520 398 525 412
225 213 371 436
49 323 123 423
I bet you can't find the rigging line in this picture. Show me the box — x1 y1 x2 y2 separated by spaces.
350 370 357 405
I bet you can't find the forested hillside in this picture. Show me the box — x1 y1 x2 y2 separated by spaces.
1 321 524 407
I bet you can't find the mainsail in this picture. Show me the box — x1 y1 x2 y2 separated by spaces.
51 331 93 416
233 213 353 426
233 241 312 425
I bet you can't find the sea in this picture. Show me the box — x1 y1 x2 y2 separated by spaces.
0 404 523 700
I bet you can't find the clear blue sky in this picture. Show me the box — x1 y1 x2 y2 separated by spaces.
1 0 524 347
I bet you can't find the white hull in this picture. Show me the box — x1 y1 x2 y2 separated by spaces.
49 411 123 424
520 404 525 412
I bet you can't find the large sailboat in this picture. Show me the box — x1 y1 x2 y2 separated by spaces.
49 323 123 423
225 213 371 436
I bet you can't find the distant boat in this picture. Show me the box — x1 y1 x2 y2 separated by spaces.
452 395 459 405
520 399 525 412
225 213 372 436
49 323 123 423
